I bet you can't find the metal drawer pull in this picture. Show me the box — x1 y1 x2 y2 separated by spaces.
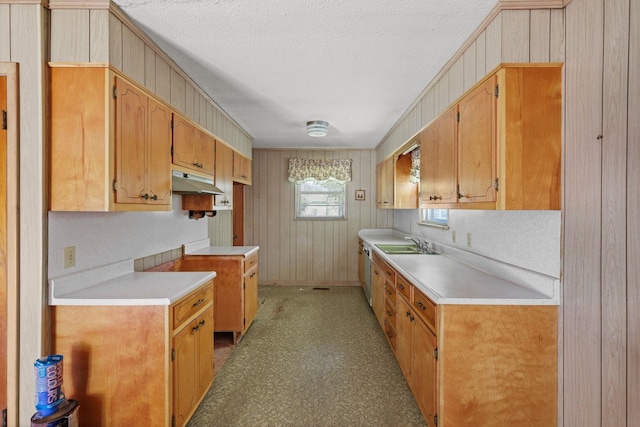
417 302 426 311
192 298 204 308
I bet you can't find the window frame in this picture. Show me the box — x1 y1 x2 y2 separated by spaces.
418 208 449 229
294 178 347 220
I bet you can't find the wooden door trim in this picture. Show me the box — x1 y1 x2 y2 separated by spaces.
0 62 18 427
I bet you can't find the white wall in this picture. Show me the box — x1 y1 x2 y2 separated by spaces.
48 196 207 278
393 209 561 279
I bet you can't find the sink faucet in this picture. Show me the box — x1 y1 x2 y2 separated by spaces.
404 236 434 254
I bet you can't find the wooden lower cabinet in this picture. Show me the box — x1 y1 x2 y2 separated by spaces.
376 260 558 426
182 250 259 343
397 294 438 426
51 280 214 427
371 257 386 329
173 305 214 427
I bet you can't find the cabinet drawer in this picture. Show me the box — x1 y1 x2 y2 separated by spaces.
396 274 412 302
413 288 436 332
244 252 258 273
372 253 395 282
385 299 397 328
385 282 396 306
173 282 213 329
384 318 397 351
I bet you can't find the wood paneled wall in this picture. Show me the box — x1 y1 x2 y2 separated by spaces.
564 0 639 424
49 6 253 157
245 149 392 284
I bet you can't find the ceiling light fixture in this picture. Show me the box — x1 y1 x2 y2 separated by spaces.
307 120 329 137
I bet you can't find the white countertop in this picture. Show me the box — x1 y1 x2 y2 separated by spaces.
359 229 559 305
49 259 216 306
183 239 259 257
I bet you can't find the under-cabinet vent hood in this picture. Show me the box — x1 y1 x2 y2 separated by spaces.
172 170 223 195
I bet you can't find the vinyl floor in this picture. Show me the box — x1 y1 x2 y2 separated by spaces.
187 285 426 427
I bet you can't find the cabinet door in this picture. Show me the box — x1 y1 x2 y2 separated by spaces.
412 317 438 427
457 76 497 204
371 262 386 328
379 157 394 208
420 106 457 206
147 98 172 205
197 307 215 397
244 267 258 332
396 296 413 382
215 142 234 207
233 152 252 184
197 129 215 176
115 77 147 204
173 319 198 427
172 115 198 172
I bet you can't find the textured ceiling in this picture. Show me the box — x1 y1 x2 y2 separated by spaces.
113 0 496 149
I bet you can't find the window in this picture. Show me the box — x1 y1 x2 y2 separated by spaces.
419 208 449 228
295 178 346 219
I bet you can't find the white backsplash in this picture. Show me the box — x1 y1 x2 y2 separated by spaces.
393 209 561 279
48 195 208 278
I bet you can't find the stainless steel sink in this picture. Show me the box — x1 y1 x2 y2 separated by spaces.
375 243 440 255
375 244 421 254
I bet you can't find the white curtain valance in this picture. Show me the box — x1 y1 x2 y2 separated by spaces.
288 158 353 184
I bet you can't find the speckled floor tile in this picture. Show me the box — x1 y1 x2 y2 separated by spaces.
187 286 426 427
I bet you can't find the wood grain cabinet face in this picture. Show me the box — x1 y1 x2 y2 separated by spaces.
50 66 172 211
376 157 394 208
173 305 214 427
232 151 252 184
51 280 215 427
115 77 172 206
172 114 215 176
181 251 259 343
214 141 234 208
418 65 562 210
419 105 458 206
369 255 557 426
457 75 498 205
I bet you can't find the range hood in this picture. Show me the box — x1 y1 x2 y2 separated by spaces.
172 170 223 195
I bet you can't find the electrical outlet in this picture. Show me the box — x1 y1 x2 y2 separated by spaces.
451 230 456 243
64 246 76 268
466 233 472 247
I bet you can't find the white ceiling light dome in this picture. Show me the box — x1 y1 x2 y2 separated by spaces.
307 120 329 137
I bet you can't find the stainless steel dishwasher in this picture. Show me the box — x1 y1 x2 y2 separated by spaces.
362 243 372 306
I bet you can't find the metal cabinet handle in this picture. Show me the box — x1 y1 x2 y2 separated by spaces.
192 298 204 308
417 302 426 311
141 193 149 200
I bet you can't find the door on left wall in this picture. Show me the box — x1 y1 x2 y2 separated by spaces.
1 73 7 421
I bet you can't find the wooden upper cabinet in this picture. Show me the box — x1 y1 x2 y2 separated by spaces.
50 65 171 211
172 114 215 176
214 141 233 208
418 64 562 210
114 77 172 206
419 105 458 207
232 151 252 185
497 66 562 210
394 151 419 209
376 156 394 208
457 75 497 206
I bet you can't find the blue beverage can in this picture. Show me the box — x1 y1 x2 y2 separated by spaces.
34 355 66 417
